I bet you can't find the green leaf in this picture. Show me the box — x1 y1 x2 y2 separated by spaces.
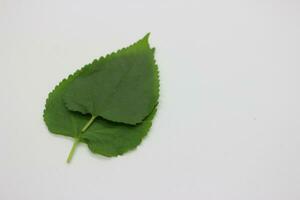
44 66 156 160
63 33 159 125
43 34 159 162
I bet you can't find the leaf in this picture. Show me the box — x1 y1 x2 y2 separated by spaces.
63 33 159 125
44 64 157 159
43 34 159 162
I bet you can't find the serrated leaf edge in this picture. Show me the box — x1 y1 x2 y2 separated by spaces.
62 33 160 125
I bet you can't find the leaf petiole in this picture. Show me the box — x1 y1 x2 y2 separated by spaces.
81 115 97 132
66 138 79 163
66 115 97 163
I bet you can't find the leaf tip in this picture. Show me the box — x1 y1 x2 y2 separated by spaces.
143 32 151 41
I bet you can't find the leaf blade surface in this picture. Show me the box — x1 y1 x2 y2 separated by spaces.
63 34 159 125
44 60 156 157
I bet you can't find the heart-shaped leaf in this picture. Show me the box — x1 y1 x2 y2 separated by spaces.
43 34 159 162
63 34 159 125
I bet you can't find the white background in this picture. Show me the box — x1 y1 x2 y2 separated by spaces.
1 0 300 199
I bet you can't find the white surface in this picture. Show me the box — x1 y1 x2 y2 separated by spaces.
1 0 300 199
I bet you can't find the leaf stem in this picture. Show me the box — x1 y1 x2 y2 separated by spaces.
66 115 97 163
66 138 79 163
81 115 97 132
